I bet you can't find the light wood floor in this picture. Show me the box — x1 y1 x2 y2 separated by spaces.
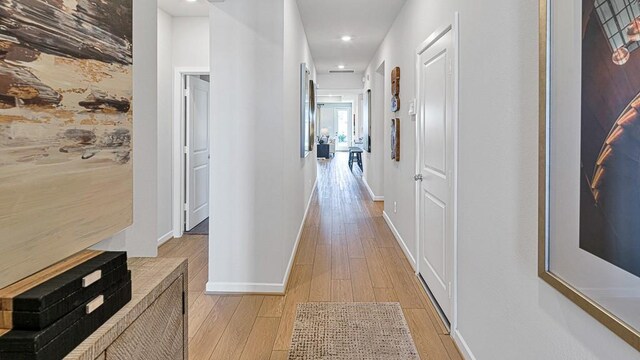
159 152 462 360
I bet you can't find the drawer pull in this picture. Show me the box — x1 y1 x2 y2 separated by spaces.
86 295 104 314
82 270 102 287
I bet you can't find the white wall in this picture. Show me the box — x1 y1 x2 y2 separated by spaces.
93 0 158 257
155 14 210 242
365 0 640 358
282 0 317 279
209 0 316 293
317 73 363 90
173 17 210 68
157 8 173 244
362 65 385 200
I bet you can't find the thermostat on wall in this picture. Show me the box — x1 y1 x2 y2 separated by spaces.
408 99 416 117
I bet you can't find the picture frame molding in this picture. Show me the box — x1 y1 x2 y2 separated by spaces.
366 89 372 153
300 63 311 158
309 79 316 153
538 0 640 351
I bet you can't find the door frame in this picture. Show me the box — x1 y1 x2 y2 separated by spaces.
173 67 210 238
414 13 460 333
334 106 353 150
317 101 355 151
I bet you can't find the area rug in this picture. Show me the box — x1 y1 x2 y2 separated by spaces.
288 302 419 360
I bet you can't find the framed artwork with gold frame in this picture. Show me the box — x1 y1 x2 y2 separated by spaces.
309 79 316 152
539 0 640 351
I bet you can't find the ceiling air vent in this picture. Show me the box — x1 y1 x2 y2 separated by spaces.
329 70 355 73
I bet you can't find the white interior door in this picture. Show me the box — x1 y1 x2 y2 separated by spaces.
185 76 210 231
417 27 455 322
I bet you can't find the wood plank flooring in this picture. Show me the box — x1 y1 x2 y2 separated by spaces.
159 152 462 359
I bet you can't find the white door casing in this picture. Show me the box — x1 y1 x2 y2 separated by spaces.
416 25 455 322
185 76 210 231
335 107 353 150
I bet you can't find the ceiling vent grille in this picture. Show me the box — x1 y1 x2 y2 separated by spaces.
329 69 355 73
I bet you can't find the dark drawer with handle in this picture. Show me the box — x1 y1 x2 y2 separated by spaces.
0 251 131 360
0 252 127 330
0 273 132 360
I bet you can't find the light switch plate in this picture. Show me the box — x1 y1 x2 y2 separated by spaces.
408 99 416 117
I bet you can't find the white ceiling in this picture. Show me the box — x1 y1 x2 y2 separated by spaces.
158 0 210 17
158 0 406 72
296 0 406 74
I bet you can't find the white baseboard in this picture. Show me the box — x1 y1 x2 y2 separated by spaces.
281 178 317 289
452 329 476 360
363 177 384 202
206 281 285 294
382 211 416 270
205 179 318 295
157 231 174 246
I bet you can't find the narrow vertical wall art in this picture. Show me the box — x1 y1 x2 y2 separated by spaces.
309 79 316 152
391 118 400 161
391 67 400 112
300 63 311 158
391 67 400 162
364 89 372 153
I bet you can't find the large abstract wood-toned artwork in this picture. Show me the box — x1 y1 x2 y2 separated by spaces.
0 0 133 289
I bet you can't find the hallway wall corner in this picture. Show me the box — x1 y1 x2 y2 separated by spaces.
207 0 318 293
363 177 384 202
382 210 416 270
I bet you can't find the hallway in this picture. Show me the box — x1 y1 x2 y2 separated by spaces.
160 152 462 359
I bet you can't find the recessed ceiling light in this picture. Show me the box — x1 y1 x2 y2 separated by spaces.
186 0 198 2
341 35 352 42
338 65 345 69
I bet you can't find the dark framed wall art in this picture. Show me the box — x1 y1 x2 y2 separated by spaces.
300 63 312 158
309 79 316 152
539 0 640 350
363 89 372 153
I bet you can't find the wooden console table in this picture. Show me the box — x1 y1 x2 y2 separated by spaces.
64 257 188 360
